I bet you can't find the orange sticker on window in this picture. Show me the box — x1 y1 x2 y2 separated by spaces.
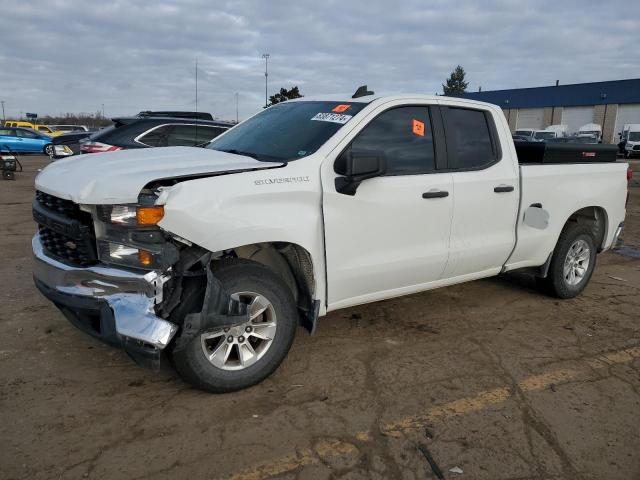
412 119 425 136
332 104 351 113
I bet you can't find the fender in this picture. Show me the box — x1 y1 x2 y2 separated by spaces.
158 158 328 313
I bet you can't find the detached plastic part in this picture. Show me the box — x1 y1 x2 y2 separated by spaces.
172 263 249 351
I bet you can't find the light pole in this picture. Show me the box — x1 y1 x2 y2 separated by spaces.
262 53 270 108
1 101 5 121
101 103 105 118
235 92 239 123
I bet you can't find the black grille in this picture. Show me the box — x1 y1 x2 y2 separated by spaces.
38 226 96 267
35 190 82 219
35 191 97 267
633 145 640 151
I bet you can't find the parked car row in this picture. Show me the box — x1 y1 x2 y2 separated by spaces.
51 111 232 159
4 121 90 136
513 123 604 146
512 122 640 158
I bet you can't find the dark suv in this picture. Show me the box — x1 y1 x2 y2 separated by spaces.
79 112 232 154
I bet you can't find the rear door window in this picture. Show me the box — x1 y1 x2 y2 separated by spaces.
443 107 499 169
166 125 227 146
136 125 173 147
0 129 15 136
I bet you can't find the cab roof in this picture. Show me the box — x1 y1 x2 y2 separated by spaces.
287 93 494 109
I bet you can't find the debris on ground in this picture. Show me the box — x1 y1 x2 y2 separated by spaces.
449 466 464 474
608 275 627 282
417 444 444 480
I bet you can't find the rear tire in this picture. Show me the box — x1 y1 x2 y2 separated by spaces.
538 224 597 299
171 258 298 393
44 144 54 156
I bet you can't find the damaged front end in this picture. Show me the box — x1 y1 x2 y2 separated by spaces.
32 189 248 369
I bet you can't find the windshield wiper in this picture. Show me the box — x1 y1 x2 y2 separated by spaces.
217 148 260 160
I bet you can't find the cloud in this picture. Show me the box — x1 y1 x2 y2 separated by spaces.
0 0 637 121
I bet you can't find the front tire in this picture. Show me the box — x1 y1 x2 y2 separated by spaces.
44 144 54 156
171 259 298 393
538 224 597 299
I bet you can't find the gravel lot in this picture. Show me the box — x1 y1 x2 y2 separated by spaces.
1 156 639 480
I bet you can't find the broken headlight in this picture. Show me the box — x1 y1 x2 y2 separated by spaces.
97 241 168 269
94 202 178 270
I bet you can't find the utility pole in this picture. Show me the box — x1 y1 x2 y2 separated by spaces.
101 103 105 118
195 58 198 114
235 92 239 123
1 101 5 121
262 53 270 108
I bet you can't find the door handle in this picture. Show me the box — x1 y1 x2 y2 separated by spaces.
494 185 514 193
422 190 449 199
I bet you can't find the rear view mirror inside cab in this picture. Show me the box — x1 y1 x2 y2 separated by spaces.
334 149 387 196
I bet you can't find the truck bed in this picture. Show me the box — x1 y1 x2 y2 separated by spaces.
515 141 618 164
505 161 628 271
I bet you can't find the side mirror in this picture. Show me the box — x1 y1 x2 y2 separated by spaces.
334 149 387 195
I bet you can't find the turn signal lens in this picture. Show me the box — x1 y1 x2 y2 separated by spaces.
136 206 164 225
138 250 153 267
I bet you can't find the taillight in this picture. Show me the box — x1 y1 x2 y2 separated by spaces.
80 142 122 154
627 166 633 182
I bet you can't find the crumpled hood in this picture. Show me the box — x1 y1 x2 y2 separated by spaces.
35 147 283 204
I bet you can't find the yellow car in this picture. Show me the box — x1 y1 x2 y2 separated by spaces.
3 121 64 136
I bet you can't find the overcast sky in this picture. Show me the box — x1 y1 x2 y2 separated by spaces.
1 0 638 121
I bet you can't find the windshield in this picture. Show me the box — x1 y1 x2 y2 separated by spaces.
514 130 532 136
629 132 640 141
534 131 555 140
208 101 367 161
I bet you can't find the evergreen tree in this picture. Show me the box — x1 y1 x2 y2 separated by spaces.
442 65 468 95
267 86 303 107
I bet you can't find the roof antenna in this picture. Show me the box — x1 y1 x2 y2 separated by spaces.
352 85 374 99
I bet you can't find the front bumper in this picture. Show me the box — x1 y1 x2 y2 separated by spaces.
32 234 177 366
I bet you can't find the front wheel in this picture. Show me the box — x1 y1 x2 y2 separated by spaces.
538 224 597 299
171 258 298 393
44 144 54 156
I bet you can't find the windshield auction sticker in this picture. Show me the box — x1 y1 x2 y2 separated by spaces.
332 104 351 113
311 112 353 124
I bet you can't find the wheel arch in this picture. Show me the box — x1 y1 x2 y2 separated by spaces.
231 242 317 320
561 205 609 252
207 241 320 334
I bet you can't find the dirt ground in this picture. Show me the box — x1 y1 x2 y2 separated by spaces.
1 156 639 480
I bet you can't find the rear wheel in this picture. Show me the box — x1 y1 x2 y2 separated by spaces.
43 144 54 156
171 259 298 393
538 224 596 299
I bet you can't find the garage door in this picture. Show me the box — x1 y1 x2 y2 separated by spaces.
561 106 594 134
516 108 544 129
615 104 640 137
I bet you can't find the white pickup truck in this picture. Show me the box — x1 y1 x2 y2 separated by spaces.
32 90 629 392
